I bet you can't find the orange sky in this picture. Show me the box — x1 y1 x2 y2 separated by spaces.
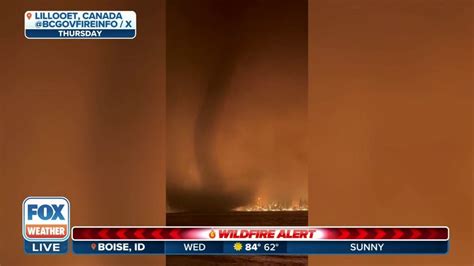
166 0 308 211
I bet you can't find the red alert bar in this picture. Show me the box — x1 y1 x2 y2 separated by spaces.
72 226 449 241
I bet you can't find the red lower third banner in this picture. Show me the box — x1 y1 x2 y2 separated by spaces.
71 226 449 241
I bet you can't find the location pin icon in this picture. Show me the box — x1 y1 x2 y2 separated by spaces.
91 243 97 250
26 13 32 20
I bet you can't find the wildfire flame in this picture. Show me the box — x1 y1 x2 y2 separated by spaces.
234 197 308 212
209 230 216 238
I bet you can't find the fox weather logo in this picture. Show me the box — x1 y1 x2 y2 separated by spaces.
23 197 70 254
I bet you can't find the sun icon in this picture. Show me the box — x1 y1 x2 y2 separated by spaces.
233 242 243 252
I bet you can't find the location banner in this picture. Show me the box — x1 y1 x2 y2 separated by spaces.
24 11 136 39
72 240 448 255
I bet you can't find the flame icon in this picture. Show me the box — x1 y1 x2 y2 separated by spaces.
209 230 216 239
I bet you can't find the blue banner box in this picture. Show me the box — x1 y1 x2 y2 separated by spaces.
72 240 448 255
24 240 68 254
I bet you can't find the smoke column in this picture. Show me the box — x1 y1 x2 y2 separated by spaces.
166 1 256 212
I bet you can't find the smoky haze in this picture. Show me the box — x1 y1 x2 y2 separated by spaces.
166 0 308 212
